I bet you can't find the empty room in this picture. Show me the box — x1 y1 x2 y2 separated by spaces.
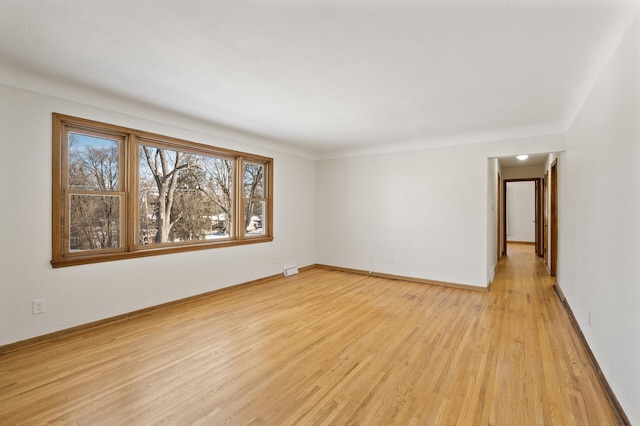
1 1 639 424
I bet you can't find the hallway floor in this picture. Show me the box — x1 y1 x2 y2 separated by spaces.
488 242 619 424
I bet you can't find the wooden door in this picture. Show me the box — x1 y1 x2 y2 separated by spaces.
543 172 548 265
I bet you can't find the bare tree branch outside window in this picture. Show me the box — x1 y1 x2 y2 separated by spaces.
68 133 121 251
139 145 234 244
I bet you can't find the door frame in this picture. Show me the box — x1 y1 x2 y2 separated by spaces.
502 178 542 254
542 171 548 261
497 171 502 259
550 159 558 276
535 179 542 256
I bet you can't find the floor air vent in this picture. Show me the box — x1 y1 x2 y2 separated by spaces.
283 266 299 277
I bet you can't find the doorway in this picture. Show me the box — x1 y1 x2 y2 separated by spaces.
491 153 561 284
502 178 542 255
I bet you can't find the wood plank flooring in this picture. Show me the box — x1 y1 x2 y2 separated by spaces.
0 244 619 425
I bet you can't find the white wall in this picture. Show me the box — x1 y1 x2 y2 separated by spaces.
0 84 317 346
316 134 564 288
506 181 535 243
560 15 640 425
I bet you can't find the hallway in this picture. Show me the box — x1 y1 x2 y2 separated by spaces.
487 242 619 424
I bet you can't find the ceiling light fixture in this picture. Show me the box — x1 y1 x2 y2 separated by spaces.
516 154 529 161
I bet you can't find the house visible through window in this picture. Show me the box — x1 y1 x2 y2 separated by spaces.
52 114 273 267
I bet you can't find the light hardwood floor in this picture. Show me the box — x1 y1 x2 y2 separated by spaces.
0 244 619 425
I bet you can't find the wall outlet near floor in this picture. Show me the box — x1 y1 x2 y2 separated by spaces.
32 298 46 315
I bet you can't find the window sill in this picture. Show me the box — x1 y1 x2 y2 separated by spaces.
50 236 274 268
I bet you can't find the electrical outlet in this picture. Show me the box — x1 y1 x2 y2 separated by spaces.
32 298 46 315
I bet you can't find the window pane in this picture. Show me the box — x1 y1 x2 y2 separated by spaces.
244 200 265 236
139 145 233 244
69 194 121 251
68 132 119 191
243 163 264 198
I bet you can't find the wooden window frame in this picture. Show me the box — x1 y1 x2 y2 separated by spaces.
52 113 273 268
241 160 271 239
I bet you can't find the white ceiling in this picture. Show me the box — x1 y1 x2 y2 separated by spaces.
498 153 549 168
1 1 638 157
